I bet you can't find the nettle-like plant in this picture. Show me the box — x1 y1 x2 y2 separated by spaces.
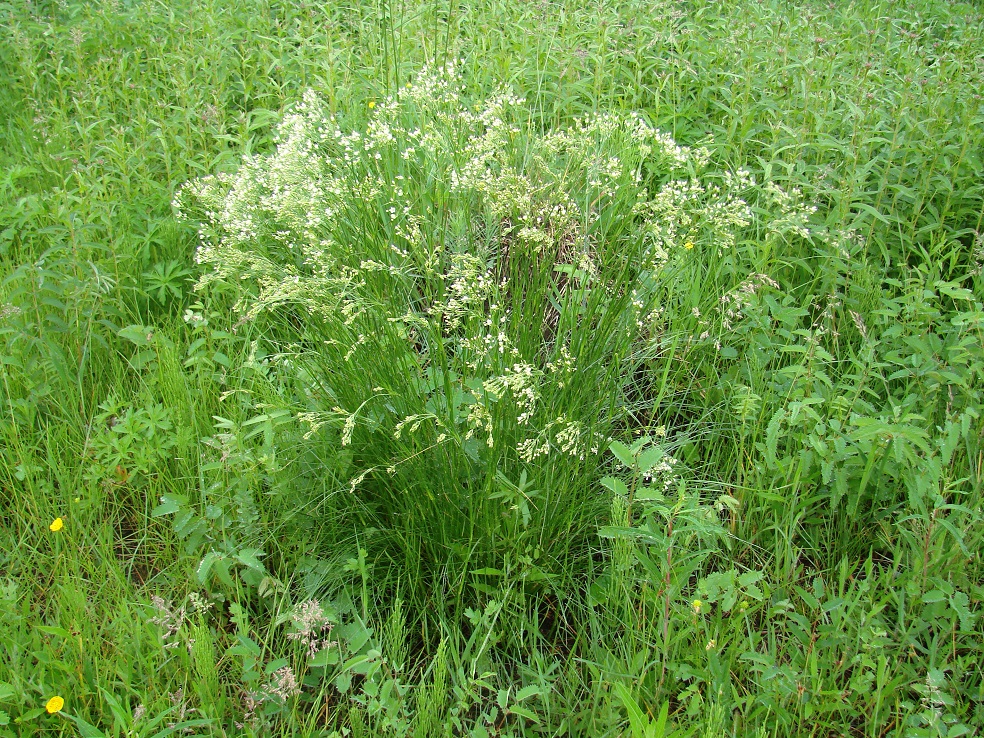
177 63 809 584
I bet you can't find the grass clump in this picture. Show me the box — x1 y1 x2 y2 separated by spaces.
177 62 769 595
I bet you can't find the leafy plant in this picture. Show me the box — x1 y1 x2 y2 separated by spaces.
142 259 193 305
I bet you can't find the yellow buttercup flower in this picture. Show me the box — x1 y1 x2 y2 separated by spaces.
692 599 702 614
367 100 376 110
49 517 64 532
684 241 695 250
46 696 64 714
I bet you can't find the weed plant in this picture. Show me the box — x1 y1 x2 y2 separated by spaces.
0 0 982 736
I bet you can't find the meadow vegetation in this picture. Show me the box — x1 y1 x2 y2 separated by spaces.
1 0 983 735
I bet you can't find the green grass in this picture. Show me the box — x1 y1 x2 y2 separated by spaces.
1 0 983 736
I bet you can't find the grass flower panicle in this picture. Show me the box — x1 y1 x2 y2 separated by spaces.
287 599 336 657
266 665 302 702
149 596 187 650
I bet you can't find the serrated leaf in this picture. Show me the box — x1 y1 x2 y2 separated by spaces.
948 591 977 631
515 685 541 702
196 552 223 584
609 440 636 468
335 621 373 653
234 549 266 573
738 571 763 587
228 635 262 658
129 349 158 370
600 476 629 496
765 410 784 464
308 647 340 668
636 446 665 474
506 704 541 723
214 558 235 588
229 603 249 635
118 325 154 346
151 496 182 517
633 487 664 502
334 672 352 693
744 584 764 601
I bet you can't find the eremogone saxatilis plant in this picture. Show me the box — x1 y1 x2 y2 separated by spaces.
178 62 791 589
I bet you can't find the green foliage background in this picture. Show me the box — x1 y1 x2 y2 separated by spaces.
0 0 982 736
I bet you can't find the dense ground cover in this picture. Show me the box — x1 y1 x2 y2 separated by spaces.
1 0 983 735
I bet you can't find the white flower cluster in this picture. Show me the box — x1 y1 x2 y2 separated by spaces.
437 253 496 331
635 173 754 258
176 64 803 476
516 415 607 463
178 61 769 336
545 344 577 389
484 363 542 426
762 181 819 241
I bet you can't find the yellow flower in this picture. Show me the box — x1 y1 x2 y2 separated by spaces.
692 599 702 614
46 696 64 714
367 100 376 110
684 241 695 250
49 517 64 532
